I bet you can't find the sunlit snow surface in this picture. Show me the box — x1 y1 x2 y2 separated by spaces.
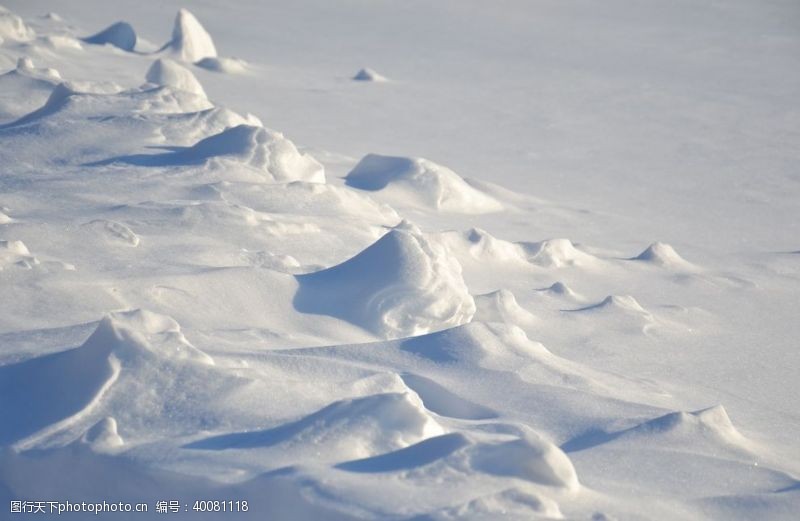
1 1 799 519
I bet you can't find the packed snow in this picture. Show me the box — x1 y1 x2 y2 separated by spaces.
1 1 799 520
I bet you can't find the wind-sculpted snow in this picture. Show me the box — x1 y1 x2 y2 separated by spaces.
346 154 503 213
1 3 798 520
295 221 475 338
145 58 206 98
0 6 34 42
163 8 216 63
83 21 137 51
353 68 388 82
0 58 59 121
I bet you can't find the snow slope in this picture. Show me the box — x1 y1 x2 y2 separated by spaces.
1 2 799 520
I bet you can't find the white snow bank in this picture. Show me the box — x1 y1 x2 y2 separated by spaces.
353 68 388 82
345 154 503 213
164 8 217 63
83 21 137 51
0 6 35 41
145 58 206 98
295 221 475 338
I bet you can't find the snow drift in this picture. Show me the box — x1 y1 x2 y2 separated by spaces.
145 58 206 98
0 6 34 41
163 8 217 63
107 124 326 183
353 68 388 82
83 21 137 51
295 221 475 338
345 154 503 213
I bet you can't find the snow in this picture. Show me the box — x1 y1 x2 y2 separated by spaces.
144 58 206 97
352 67 387 82
295 221 475 338
1 1 799 520
346 154 503 214
163 8 216 63
83 21 137 51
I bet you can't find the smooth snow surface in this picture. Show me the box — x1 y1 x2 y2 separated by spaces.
1 1 799 520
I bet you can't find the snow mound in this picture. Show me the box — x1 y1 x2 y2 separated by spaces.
83 21 137 51
196 56 247 74
107 125 325 182
40 34 83 50
0 239 39 269
2 81 75 127
623 405 753 450
353 67 388 82
81 417 124 452
400 373 498 420
634 241 694 269
14 56 61 80
145 58 206 98
523 238 599 268
91 309 215 366
436 228 529 266
345 154 503 214
179 125 325 182
0 6 35 41
474 289 538 326
540 281 583 300
434 488 562 520
0 63 62 122
189 392 443 460
472 434 579 490
164 8 217 63
0 309 215 446
295 221 475 338
1 239 31 255
580 295 648 314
